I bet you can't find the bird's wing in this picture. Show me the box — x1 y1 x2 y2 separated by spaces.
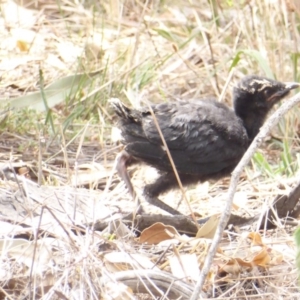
127 101 249 175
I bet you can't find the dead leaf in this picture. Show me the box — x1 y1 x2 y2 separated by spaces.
252 247 271 267
18 166 30 178
0 221 26 237
270 252 283 265
196 214 220 239
16 40 29 52
0 238 56 274
234 257 252 270
218 258 242 276
169 253 200 281
139 222 180 245
104 252 159 272
248 232 264 246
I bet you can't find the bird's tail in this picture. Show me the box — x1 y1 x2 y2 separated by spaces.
109 98 133 120
109 98 142 124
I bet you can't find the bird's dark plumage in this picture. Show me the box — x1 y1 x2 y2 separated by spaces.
111 75 299 215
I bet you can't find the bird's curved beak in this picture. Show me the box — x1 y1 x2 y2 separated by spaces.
267 81 300 103
284 82 300 90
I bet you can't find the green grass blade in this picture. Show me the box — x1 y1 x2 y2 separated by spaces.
0 71 101 111
230 50 274 78
252 152 275 178
39 68 55 134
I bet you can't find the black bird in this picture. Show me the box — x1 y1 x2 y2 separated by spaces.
111 75 299 215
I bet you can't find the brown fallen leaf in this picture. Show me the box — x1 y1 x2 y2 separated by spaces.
235 257 253 269
196 214 220 239
218 258 242 276
104 252 160 272
248 232 264 246
16 40 29 52
251 247 271 267
138 222 180 245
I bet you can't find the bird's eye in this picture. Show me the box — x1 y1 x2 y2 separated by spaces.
263 88 274 98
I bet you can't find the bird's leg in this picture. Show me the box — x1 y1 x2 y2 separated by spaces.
115 150 144 213
143 173 185 215
115 150 135 198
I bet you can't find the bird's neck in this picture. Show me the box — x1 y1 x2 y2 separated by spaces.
237 111 267 142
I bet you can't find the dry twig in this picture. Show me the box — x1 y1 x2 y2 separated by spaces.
191 90 300 299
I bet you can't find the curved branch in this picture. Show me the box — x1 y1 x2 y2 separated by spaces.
190 90 300 300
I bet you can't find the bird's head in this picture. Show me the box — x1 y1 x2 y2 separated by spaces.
233 75 299 140
233 75 299 114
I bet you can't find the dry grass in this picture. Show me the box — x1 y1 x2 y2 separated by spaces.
0 0 300 299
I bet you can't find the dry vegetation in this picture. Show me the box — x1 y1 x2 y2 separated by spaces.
1 0 300 299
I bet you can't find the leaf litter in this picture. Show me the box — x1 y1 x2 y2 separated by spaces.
0 0 299 299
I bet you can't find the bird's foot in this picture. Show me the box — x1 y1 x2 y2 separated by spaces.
143 187 183 216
